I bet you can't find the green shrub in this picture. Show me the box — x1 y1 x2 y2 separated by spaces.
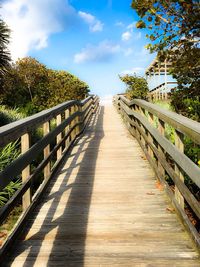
0 141 20 171
0 107 24 206
0 57 89 115
0 105 25 126
0 141 21 207
0 180 21 207
119 74 149 100
171 90 200 122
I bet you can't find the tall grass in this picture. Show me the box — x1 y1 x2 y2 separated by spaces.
0 106 24 207
0 105 25 126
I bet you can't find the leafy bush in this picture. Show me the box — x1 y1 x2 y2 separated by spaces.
0 141 20 171
0 57 89 115
0 180 21 207
119 74 149 100
0 107 24 207
0 141 21 207
171 89 200 122
0 106 25 126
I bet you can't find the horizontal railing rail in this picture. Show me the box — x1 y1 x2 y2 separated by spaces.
148 81 177 101
113 95 200 248
150 81 177 92
0 95 99 256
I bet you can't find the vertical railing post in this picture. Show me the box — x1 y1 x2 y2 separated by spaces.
77 103 81 134
43 121 51 180
129 104 136 136
134 105 141 141
21 133 31 211
148 113 154 158
75 104 80 136
139 107 146 148
65 108 70 149
158 119 165 178
56 114 62 160
174 130 184 209
71 105 76 142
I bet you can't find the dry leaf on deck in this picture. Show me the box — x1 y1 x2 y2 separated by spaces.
166 207 175 213
146 192 155 195
155 181 164 191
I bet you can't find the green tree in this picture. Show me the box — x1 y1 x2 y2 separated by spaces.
131 0 200 119
47 70 89 108
119 74 148 100
0 18 11 75
0 57 50 114
0 57 90 114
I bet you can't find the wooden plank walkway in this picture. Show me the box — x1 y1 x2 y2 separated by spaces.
6 105 200 266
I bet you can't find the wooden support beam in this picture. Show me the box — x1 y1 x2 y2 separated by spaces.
175 130 184 209
77 104 81 135
158 119 165 178
139 107 146 148
65 108 70 149
148 113 154 158
56 114 62 160
21 133 31 211
70 106 76 142
75 105 80 136
43 121 51 180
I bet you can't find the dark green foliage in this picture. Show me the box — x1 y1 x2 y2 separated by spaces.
0 140 21 207
171 89 200 122
0 107 24 207
0 105 25 126
0 18 11 75
0 57 50 114
184 136 200 200
131 0 200 120
0 57 89 115
0 180 21 207
184 137 200 167
119 74 149 100
47 70 89 109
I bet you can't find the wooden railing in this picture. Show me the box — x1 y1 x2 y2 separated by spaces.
149 81 177 101
114 95 200 248
0 95 99 255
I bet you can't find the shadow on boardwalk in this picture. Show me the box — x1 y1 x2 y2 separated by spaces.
6 106 104 266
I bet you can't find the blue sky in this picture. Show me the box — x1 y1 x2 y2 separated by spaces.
1 0 155 98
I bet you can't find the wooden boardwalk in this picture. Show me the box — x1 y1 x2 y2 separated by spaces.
6 105 200 266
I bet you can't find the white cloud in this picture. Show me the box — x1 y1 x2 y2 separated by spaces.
135 32 142 40
91 21 103 32
120 67 144 76
122 31 132 41
78 11 94 24
121 22 142 42
127 22 136 30
115 21 124 27
1 0 74 61
78 11 103 32
74 41 120 64
123 48 133 56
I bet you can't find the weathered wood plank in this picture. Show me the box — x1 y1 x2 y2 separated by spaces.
4 105 200 266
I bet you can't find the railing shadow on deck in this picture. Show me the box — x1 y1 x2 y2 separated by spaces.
7 106 104 266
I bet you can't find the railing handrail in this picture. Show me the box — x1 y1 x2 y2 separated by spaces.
0 95 98 190
118 95 200 145
0 96 94 147
149 81 177 92
114 94 200 248
0 95 99 258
